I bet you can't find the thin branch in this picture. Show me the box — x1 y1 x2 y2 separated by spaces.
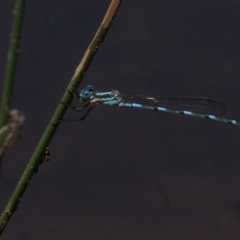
0 0 26 173
0 0 26 126
0 0 122 235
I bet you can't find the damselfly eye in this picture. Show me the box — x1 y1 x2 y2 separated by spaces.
80 89 91 100
86 85 94 92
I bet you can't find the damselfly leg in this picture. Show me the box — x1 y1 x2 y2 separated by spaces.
62 98 94 122
64 105 94 121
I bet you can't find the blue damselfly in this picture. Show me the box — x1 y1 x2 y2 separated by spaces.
68 85 240 127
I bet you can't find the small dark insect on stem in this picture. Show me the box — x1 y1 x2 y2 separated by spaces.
39 147 50 165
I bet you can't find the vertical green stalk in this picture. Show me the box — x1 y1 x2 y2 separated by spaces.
0 0 26 172
0 0 26 126
0 0 122 235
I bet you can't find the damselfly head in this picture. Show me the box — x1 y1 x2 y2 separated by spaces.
79 85 94 102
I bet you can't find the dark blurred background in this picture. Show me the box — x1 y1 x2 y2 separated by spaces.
1 1 240 239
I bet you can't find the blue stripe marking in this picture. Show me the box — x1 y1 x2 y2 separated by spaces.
209 115 216 119
132 103 143 108
183 111 192 115
157 107 167 111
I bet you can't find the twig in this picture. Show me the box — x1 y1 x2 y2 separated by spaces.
0 0 26 174
0 0 26 127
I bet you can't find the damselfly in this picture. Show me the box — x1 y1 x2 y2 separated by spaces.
68 85 240 126
0 109 25 157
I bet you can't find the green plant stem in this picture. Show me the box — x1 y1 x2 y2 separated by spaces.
0 0 26 177
0 0 26 126
0 0 122 235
